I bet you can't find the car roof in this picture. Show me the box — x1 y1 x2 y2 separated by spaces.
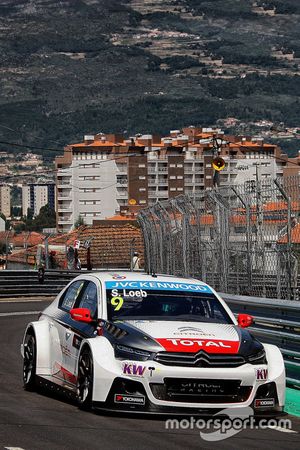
84 270 209 287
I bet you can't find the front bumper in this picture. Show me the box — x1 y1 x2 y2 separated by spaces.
93 377 283 416
90 343 285 415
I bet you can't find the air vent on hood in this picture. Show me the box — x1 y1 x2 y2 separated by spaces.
105 323 127 339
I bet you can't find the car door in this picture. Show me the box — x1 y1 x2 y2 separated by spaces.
51 279 86 383
61 280 99 381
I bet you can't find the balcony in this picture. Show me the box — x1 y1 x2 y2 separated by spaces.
57 173 71 178
57 184 72 189
58 217 73 224
58 208 72 213
57 195 72 201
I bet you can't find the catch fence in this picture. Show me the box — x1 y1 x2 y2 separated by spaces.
138 176 300 299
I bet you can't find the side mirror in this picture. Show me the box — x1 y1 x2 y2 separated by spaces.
237 313 254 328
70 307 93 323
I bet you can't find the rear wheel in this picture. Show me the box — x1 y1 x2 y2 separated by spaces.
77 348 94 410
23 331 37 391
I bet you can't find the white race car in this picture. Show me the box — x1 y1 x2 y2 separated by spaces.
21 271 285 415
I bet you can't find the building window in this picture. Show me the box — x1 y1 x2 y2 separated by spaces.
139 200 146 204
170 175 176 179
169 164 176 168
177 187 183 191
138 164 146 168
139 188 146 192
139 176 146 180
177 175 183 179
177 164 183 168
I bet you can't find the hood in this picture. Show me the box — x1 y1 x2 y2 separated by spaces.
124 320 241 354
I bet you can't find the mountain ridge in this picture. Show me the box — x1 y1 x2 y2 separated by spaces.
0 0 299 156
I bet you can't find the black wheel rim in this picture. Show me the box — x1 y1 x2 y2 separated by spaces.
23 335 35 384
77 353 92 403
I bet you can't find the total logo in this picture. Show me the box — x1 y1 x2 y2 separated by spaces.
156 338 239 354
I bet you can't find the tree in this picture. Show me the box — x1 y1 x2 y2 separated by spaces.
74 215 85 229
11 206 22 217
26 208 34 220
25 204 56 232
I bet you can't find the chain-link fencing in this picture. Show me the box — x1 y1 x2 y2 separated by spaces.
138 176 300 299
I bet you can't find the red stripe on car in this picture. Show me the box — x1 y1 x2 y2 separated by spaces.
155 338 240 353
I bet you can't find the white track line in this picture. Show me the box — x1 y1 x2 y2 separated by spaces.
267 425 298 433
0 298 53 303
5 447 26 449
0 311 40 317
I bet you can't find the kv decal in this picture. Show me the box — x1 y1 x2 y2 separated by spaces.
123 363 146 377
255 368 268 381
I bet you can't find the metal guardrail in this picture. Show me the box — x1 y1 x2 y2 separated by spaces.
221 293 300 389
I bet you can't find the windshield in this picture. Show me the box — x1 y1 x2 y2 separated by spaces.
105 281 232 324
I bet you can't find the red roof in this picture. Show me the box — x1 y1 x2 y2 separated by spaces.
278 223 300 244
7 224 144 269
12 232 45 247
0 231 44 247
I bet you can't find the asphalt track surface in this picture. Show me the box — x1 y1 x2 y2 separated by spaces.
0 299 300 450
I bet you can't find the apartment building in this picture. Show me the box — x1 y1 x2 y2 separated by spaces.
0 184 11 218
22 180 56 217
55 127 298 233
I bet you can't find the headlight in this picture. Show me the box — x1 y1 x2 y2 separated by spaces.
114 344 151 361
247 349 267 365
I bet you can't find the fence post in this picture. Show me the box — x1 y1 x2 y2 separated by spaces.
231 186 253 294
274 178 292 299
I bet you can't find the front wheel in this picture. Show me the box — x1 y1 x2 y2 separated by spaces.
23 331 37 391
77 348 94 410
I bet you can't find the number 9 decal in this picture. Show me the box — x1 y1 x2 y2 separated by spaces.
111 296 124 311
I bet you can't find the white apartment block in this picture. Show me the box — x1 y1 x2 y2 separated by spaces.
22 182 56 217
0 185 11 218
55 129 297 233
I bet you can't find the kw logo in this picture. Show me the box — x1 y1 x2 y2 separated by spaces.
123 363 146 377
256 368 268 380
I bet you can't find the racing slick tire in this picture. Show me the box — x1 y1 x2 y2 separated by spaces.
77 347 94 410
23 331 37 391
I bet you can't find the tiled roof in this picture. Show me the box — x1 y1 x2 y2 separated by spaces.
278 223 300 244
76 224 144 268
8 224 144 269
0 231 44 247
0 231 8 242
106 215 136 221
71 141 120 148
12 232 45 247
263 201 300 211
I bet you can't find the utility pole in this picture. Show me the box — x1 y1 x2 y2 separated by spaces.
255 160 266 296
